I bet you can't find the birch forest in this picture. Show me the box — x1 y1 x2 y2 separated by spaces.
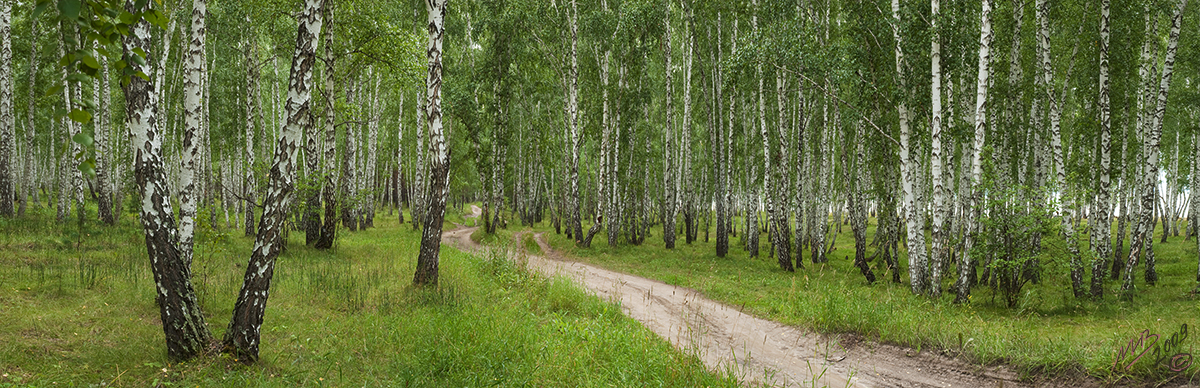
3 0 1200 385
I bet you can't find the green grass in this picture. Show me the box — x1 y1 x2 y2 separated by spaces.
0 204 737 387
485 212 1200 384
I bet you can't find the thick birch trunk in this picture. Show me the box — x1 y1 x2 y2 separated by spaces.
413 0 448 285
122 0 213 360
225 0 325 362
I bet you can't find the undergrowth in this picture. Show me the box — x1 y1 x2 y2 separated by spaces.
0 205 737 387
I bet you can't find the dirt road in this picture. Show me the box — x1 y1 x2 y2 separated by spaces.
440 215 1106 387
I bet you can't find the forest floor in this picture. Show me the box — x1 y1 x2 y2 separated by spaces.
464 208 1200 388
0 205 736 387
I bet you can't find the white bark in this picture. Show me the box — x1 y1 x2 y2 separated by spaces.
1092 0 1113 298
893 0 926 294
1126 0 1187 295
20 16 36 216
0 1 11 216
955 0 990 303
179 0 207 267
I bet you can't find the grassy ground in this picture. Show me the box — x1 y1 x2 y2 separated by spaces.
0 204 736 387
485 210 1200 384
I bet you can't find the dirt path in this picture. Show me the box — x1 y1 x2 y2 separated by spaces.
439 211 1102 387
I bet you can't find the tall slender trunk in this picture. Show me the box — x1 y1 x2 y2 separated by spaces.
1194 125 1200 289
342 83 359 231
682 6 696 244
1091 0 1113 299
662 2 676 249
713 18 729 258
954 0 991 304
95 53 114 224
179 0 208 267
413 0 448 286
1038 0 1085 298
122 0 213 360
773 71 793 271
305 16 331 244
566 0 583 245
365 69 380 228
225 0 325 362
244 30 259 237
0 1 12 217
1123 0 1186 298
893 0 926 294
928 0 948 298
315 9 338 249
582 50 609 248
19 16 35 217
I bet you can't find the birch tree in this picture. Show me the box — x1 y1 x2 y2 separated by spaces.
179 0 208 267
928 0 949 298
316 8 338 249
1091 0 1113 299
225 0 325 362
121 0 213 360
954 0 991 304
19 16 35 216
893 0 927 294
1122 0 1187 298
412 0 449 285
0 1 11 217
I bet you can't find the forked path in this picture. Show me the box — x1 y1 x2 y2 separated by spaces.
441 210 1090 387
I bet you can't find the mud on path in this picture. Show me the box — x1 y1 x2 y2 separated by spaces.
439 213 1109 387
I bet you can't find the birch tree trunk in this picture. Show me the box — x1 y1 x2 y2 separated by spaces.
244 32 259 238
893 0 927 294
662 2 676 250
1090 0 1113 299
1038 0 1085 298
954 0 990 304
566 0 583 245
19 16 35 217
122 0 213 360
0 1 11 217
95 52 114 225
1123 0 1186 298
413 0 448 285
682 6 696 244
773 71 793 272
315 10 338 249
179 0 208 267
304 17 330 244
365 69 379 228
928 0 949 298
1194 128 1200 289
342 84 358 231
582 49 608 248
225 0 325 362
